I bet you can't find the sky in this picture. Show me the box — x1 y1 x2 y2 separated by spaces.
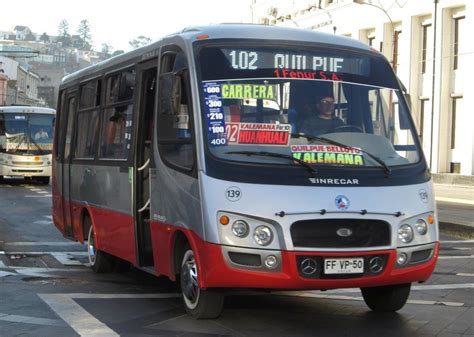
2 0 253 52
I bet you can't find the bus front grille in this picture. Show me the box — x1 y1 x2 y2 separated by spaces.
12 161 44 166
290 219 391 248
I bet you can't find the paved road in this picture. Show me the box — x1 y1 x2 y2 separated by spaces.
1 178 473 337
434 183 473 229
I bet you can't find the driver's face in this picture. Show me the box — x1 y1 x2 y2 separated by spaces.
318 97 335 116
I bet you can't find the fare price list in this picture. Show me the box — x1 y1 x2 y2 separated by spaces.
204 82 227 146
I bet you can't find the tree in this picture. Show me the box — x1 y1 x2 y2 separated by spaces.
39 32 50 43
112 50 125 57
57 19 71 47
129 36 152 49
77 19 92 50
101 43 113 55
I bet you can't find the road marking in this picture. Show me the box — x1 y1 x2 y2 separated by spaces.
0 251 87 255
0 313 66 327
38 293 181 336
439 255 474 259
457 273 474 277
51 253 86 266
306 283 474 294
278 292 465 307
441 239 474 244
436 197 474 205
39 294 119 336
24 195 52 198
5 242 80 246
33 220 54 225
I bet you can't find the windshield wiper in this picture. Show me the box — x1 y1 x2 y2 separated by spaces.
291 133 391 176
27 134 45 155
226 150 317 177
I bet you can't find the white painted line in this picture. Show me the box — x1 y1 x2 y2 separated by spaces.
51 253 85 266
457 273 474 277
29 188 41 191
37 191 49 194
68 293 180 299
33 220 54 225
5 242 79 246
439 255 474 259
0 271 16 278
1 251 87 255
24 195 52 198
300 283 474 295
39 294 119 336
436 197 474 205
0 313 66 327
45 215 53 220
277 292 464 307
441 240 474 244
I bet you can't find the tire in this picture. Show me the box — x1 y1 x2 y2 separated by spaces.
361 283 411 312
37 176 50 185
180 247 224 319
86 218 115 273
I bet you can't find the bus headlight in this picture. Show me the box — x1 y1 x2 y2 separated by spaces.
398 224 414 243
232 220 249 238
414 219 428 235
254 225 273 246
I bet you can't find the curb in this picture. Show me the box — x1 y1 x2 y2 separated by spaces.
439 222 474 239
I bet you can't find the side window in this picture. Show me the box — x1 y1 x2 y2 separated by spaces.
75 79 101 159
100 69 135 159
54 90 66 159
157 49 194 171
64 95 76 160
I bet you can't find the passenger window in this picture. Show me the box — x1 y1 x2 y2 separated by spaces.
100 68 135 160
157 49 194 171
75 110 99 159
80 80 101 108
74 79 101 159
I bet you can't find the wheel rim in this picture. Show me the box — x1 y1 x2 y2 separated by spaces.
181 250 200 309
87 225 96 265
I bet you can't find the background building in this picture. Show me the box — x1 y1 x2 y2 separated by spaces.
252 0 473 176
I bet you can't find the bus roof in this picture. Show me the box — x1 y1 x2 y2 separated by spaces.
61 24 377 86
0 106 56 114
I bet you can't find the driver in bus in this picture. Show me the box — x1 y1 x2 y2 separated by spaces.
34 127 49 140
298 95 345 135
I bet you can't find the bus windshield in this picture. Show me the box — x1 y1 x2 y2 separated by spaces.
196 44 421 171
0 113 54 155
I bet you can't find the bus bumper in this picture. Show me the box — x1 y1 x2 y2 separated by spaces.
0 164 51 177
197 240 439 290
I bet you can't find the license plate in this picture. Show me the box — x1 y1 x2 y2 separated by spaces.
324 258 364 274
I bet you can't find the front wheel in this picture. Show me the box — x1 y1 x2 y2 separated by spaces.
361 283 411 312
180 247 224 319
86 218 115 273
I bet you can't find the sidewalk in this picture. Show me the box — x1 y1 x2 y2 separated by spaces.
433 174 474 238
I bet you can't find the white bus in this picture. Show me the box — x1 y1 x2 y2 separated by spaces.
53 24 438 319
0 106 55 184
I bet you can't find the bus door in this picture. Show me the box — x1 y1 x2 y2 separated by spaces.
133 59 157 266
61 92 77 237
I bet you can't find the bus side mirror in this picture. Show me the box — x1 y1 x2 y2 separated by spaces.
159 72 182 115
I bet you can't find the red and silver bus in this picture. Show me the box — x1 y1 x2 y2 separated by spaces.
52 24 438 318
0 105 55 184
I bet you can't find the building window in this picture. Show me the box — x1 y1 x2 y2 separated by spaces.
419 98 429 141
453 15 465 70
421 24 431 74
393 29 401 71
450 97 461 149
